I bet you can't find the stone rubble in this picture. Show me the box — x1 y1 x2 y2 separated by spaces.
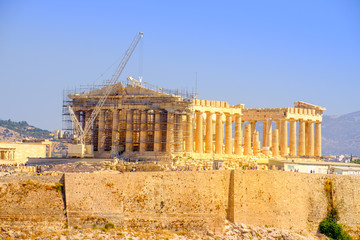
0 222 328 240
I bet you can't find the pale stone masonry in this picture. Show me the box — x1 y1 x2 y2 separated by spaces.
0 140 51 164
69 82 325 159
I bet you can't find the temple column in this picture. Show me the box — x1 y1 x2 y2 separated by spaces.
154 111 161 152
139 110 147 152
215 113 224 154
262 120 267 148
84 111 91 145
243 124 252 155
253 131 260 155
125 110 133 152
98 110 106 152
166 111 174 153
266 119 272 148
234 114 242 155
112 110 119 148
205 112 213 153
174 113 183 152
315 121 322 157
289 119 297 156
195 111 204 153
272 129 279 156
305 122 309 155
307 121 314 156
276 121 281 145
280 119 288 156
225 114 233 154
250 121 256 143
185 113 193 153
298 120 306 156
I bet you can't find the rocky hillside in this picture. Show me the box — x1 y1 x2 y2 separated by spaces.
0 119 53 142
0 119 67 157
322 111 360 155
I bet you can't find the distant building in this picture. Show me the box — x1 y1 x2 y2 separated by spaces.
269 159 360 175
0 140 52 164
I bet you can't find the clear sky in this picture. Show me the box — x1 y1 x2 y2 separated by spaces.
0 0 359 131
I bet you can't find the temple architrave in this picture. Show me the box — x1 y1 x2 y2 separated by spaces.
68 82 325 160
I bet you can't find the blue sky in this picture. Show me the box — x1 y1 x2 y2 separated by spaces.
0 0 359 130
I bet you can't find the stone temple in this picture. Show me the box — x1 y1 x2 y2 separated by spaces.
66 81 325 160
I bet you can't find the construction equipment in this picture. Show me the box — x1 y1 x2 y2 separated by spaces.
67 32 144 157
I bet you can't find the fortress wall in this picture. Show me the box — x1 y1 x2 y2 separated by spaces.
232 171 360 232
0 170 359 233
334 175 360 228
233 171 328 232
0 175 66 229
64 171 231 232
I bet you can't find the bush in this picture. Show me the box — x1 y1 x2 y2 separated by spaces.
105 222 115 230
53 182 64 193
319 218 352 240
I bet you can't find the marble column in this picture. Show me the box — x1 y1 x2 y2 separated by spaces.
154 111 161 152
205 112 213 153
195 111 204 153
225 114 233 154
139 110 147 152
289 119 297 156
234 114 242 155
185 114 193 153
272 129 279 156
307 121 314 156
166 112 174 153
174 114 183 152
250 121 256 143
112 110 119 148
315 121 322 157
266 119 272 148
215 113 224 154
280 119 288 156
125 110 133 152
262 120 268 148
253 131 260 155
243 124 252 155
98 110 106 152
84 111 91 145
298 120 306 156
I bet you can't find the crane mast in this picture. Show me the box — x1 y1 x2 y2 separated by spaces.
71 32 143 145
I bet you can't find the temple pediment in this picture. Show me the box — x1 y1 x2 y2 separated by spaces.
69 82 172 99
294 101 326 111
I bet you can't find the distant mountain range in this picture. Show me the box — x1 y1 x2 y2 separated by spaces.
322 111 360 156
1 112 359 156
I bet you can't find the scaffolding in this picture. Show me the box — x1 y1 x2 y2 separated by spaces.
63 80 194 157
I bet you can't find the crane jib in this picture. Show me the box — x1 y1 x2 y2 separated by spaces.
74 32 143 144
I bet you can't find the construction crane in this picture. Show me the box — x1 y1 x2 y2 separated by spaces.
67 32 143 157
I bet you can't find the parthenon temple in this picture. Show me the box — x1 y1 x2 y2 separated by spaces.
67 82 325 160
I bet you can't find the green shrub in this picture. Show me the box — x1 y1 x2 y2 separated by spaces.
53 182 64 193
105 222 115 230
319 218 352 240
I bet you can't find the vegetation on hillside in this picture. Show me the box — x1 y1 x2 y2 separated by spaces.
319 179 352 239
0 119 53 139
350 159 360 164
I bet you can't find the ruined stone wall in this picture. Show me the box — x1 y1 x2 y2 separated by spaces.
0 175 66 229
232 171 360 233
64 171 231 232
64 171 360 233
1 171 360 234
